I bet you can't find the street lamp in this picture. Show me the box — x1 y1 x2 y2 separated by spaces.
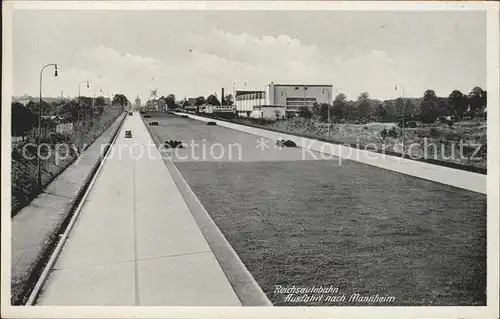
77 80 90 151
395 83 405 154
38 63 58 190
322 88 331 138
91 87 103 138
303 86 308 108
281 91 288 119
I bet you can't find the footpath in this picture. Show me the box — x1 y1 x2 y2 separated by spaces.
11 113 126 305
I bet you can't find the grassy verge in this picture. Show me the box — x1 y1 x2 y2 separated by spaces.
11 107 124 216
148 112 486 306
229 117 487 170
176 160 486 306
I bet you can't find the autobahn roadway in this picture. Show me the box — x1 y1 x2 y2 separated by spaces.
29 111 487 306
31 112 241 306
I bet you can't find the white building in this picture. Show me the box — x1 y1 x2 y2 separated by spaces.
235 82 333 117
251 105 286 120
235 90 266 117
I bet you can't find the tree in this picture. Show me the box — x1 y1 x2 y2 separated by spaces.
95 96 106 107
298 106 312 119
372 103 386 122
314 103 330 122
78 97 93 118
206 94 221 106
59 100 80 121
380 100 396 122
437 97 450 117
468 86 487 117
224 94 234 106
355 92 371 123
332 93 347 122
112 94 129 107
418 89 440 123
12 102 37 138
194 96 206 106
165 94 176 109
448 90 468 119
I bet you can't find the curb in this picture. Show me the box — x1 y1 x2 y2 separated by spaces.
140 113 272 307
13 112 127 305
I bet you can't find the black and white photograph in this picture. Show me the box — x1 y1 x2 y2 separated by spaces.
2 1 499 318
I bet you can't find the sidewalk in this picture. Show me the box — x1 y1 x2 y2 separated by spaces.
35 113 241 306
11 113 126 305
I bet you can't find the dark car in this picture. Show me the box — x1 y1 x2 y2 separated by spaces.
125 130 132 138
128 112 133 116
144 115 151 118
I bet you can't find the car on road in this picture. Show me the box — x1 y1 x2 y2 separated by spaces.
128 112 133 116
125 130 132 138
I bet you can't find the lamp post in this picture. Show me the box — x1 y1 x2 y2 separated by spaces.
77 80 90 151
322 88 331 138
91 87 103 138
38 63 58 190
395 83 405 154
281 91 287 119
303 86 308 109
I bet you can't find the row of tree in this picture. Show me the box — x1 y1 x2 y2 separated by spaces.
157 93 234 109
302 87 487 124
163 87 486 124
12 94 130 137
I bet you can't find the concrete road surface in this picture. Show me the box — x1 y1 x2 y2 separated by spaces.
35 112 241 306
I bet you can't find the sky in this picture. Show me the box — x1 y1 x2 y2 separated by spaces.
12 9 486 102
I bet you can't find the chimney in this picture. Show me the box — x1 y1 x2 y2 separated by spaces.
221 87 225 105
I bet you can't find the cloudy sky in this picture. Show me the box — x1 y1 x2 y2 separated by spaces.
12 9 485 102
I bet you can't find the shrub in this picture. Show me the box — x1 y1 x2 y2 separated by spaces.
380 128 388 139
388 127 398 138
276 139 297 147
430 127 440 138
164 140 183 148
407 121 417 128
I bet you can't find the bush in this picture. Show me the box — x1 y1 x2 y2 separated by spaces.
430 127 440 138
164 140 183 148
207 121 217 126
380 129 388 139
407 121 417 128
276 139 297 147
388 127 398 138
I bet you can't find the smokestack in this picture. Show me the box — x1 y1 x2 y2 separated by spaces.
221 87 225 105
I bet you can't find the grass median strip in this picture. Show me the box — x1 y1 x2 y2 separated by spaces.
175 160 486 306
146 111 486 306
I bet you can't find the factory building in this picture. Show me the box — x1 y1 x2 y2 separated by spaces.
235 82 333 118
234 90 266 117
